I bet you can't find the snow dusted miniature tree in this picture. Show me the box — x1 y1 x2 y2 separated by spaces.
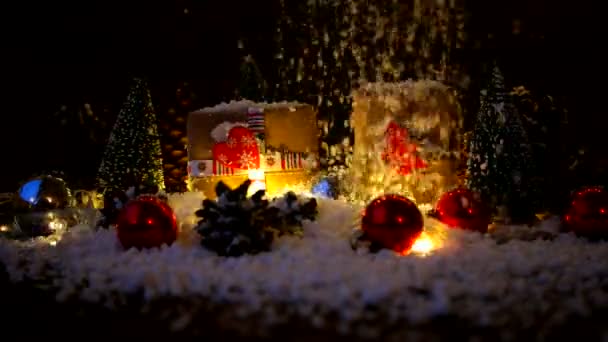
467 65 535 221
97 78 165 191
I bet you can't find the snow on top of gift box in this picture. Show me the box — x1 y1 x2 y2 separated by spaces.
188 100 318 162
191 99 308 114
352 80 463 155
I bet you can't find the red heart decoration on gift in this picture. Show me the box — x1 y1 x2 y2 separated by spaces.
382 121 427 175
212 126 260 170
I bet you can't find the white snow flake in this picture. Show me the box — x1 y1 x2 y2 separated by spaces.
237 151 257 169
240 135 257 148
217 154 229 164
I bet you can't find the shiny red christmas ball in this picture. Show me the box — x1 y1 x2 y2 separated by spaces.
361 194 424 253
116 196 178 249
563 186 608 239
435 188 491 233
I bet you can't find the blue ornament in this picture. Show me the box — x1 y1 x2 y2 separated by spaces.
19 179 43 205
312 177 337 199
17 176 72 211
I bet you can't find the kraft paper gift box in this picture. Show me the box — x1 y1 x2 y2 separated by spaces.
350 81 463 205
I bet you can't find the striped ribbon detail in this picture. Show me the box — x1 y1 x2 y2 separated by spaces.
281 152 304 170
247 108 265 134
189 160 253 176
212 161 235 175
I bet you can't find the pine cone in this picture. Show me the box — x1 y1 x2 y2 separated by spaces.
195 180 318 256
266 191 318 235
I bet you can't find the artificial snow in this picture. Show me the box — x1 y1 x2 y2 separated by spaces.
1 194 608 336
210 121 247 142
191 100 307 115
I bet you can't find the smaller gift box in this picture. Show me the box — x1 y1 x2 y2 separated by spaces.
187 101 319 198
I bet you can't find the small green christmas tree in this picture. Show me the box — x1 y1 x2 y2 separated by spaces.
237 54 267 101
97 78 165 191
466 65 536 222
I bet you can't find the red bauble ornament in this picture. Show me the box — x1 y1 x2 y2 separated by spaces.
563 186 608 239
435 188 491 233
212 126 260 170
361 194 424 253
116 196 178 249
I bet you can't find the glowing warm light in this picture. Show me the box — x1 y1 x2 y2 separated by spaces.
409 232 435 256
48 219 66 232
49 240 57 246
247 169 266 196
265 177 316 198
248 169 265 181
249 180 266 195
0 225 9 232
417 203 434 214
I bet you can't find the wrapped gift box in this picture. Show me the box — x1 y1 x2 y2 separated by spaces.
350 81 463 205
187 100 319 198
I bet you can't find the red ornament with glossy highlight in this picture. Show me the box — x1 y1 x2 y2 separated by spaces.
563 186 608 239
435 188 491 233
116 196 178 249
362 194 424 253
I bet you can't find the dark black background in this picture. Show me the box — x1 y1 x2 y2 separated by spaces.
1 0 606 191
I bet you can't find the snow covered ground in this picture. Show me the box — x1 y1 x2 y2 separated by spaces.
1 192 608 337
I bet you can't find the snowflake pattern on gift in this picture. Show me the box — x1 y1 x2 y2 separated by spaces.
237 151 257 169
241 135 257 148
217 154 229 165
227 137 237 148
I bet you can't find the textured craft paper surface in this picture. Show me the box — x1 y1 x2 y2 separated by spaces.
264 106 318 153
